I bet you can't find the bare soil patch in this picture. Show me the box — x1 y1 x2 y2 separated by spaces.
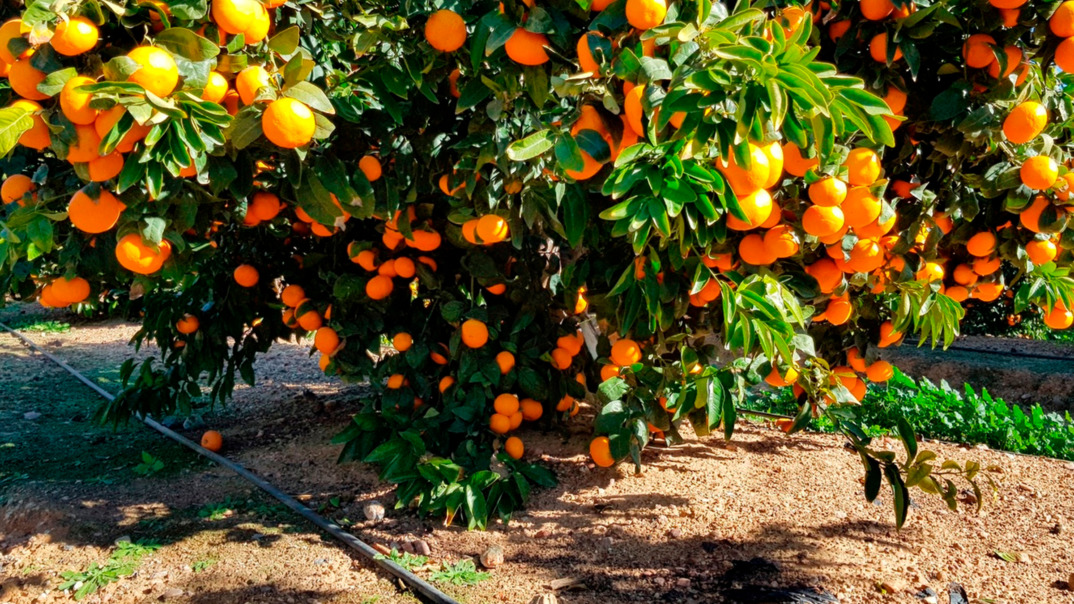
3 308 1074 604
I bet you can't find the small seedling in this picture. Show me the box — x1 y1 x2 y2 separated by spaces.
132 451 164 477
430 559 490 586
198 501 235 521
58 540 159 600
191 558 217 573
112 539 161 562
374 548 428 571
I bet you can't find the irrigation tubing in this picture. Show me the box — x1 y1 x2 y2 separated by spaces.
0 321 459 604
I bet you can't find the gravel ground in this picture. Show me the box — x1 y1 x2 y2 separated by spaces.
3 307 1074 604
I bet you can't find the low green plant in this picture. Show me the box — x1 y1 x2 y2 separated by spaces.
132 451 164 477
3 317 71 333
58 540 159 600
746 369 1074 461
197 500 238 521
429 559 490 586
191 558 216 573
373 549 428 572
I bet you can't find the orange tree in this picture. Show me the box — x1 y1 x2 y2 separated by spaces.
2 0 1073 528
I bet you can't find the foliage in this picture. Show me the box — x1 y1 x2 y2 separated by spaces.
190 557 217 573
2 0 1074 529
131 450 165 476
429 559 490 586
748 368 1074 461
373 549 429 572
58 540 159 600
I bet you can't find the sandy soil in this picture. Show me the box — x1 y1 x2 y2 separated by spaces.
3 307 1074 604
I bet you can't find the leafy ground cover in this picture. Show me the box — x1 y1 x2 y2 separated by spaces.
747 368 1074 461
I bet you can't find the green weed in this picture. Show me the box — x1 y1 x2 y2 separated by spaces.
373 549 428 571
429 559 490 586
5 317 71 333
58 540 159 600
132 451 165 476
191 557 217 573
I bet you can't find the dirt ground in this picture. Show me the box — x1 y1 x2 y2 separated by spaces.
3 306 1074 604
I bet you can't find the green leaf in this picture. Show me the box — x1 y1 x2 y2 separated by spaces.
506 129 554 161
0 105 34 158
282 81 335 114
36 67 77 97
268 26 301 55
154 28 220 61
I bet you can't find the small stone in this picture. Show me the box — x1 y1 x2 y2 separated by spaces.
23 412 40 421
161 588 183 600
480 545 504 569
654 577 666 587
1017 552 1030 564
599 537 614 549
362 501 385 522
313 558 328 566
414 540 432 556
880 578 907 594
533 529 552 539
401 541 415 554
675 578 691 589
668 528 682 539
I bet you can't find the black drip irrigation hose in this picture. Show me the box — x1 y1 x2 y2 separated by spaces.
0 321 459 604
904 338 1074 362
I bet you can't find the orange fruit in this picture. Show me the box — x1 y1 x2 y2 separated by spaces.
521 398 543 421
69 188 125 233
236 65 271 105
212 0 258 34
315 326 340 355
962 34 996 69
716 143 771 196
1026 239 1058 265
855 213 896 239
883 85 907 114
233 264 259 287
243 2 270 43
406 229 442 252
424 9 467 52
843 148 881 186
763 225 799 258
12 100 50 150
953 263 978 286
626 0 667 30
87 152 125 182
987 45 1022 79
52 17 98 56
394 257 416 279
201 71 229 103
496 350 515 374
438 376 455 393
461 318 489 348
725 189 774 231
973 256 1001 276
280 284 305 307
846 347 867 372
366 275 394 300
66 124 102 163
808 177 847 207
51 277 90 304
865 360 893 382
807 258 843 294
95 106 151 153
1003 102 1048 145
262 98 316 149
972 281 1004 302
1057 37 1074 72
760 141 784 188
353 248 378 271
115 233 172 274
590 436 615 467
550 347 573 370
127 46 179 97
504 436 524 459
577 31 605 76
359 156 382 182
390 332 412 352
917 261 944 282
802 205 845 237
999 8 1020 26
387 373 405 389
1019 195 1051 233
296 305 323 331
610 338 641 366
1051 0 1074 37
9 57 48 100
990 0 1025 8
841 187 881 228
494 393 520 415
0 19 28 64
489 413 511 434
869 33 902 63
846 239 885 273
504 28 549 65
557 332 584 356
1019 155 1059 190
623 84 646 137
177 313 200 334
782 142 819 177
1 174 35 205
1043 301 1073 329
738 233 776 266
860 0 894 20
476 214 509 243
200 430 223 452
878 321 902 347
250 191 282 221
765 365 799 387
946 285 970 302
828 19 851 42
966 232 996 257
